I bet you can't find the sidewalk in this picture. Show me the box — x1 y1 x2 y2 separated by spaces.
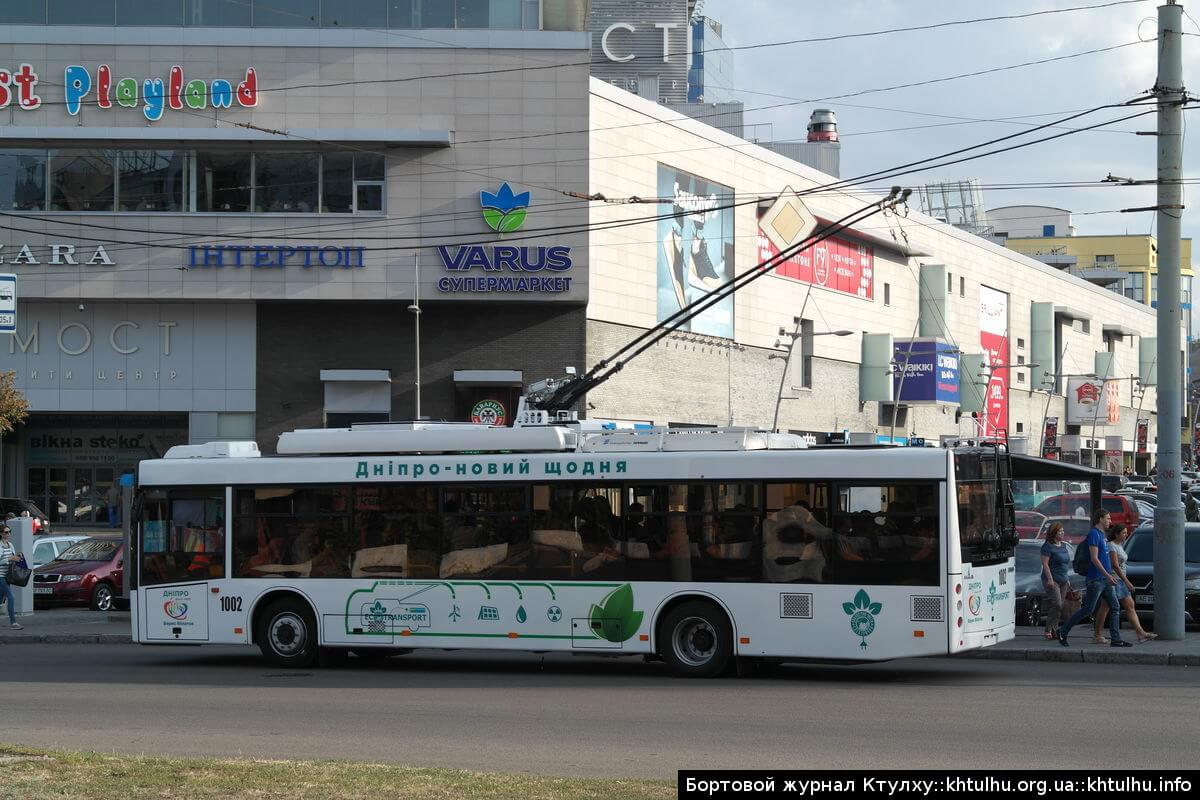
957 625 1200 666
3 610 1197 665
0 608 131 644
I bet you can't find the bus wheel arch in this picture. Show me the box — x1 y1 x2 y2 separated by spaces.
653 594 736 678
251 590 320 668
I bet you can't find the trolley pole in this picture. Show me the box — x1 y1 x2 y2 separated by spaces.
1154 0 1186 640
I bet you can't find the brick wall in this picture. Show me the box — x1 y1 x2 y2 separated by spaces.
257 301 585 452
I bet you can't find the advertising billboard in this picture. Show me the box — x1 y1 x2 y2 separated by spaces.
1066 378 1121 425
657 165 734 338
892 339 959 404
1136 418 1149 454
756 208 873 299
978 286 1009 440
1043 416 1059 454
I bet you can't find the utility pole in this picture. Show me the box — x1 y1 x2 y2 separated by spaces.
1154 0 1186 640
408 255 422 419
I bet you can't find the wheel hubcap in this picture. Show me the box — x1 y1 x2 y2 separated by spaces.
270 613 307 657
96 587 111 610
673 616 718 667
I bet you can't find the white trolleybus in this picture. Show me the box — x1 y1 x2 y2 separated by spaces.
130 422 1018 677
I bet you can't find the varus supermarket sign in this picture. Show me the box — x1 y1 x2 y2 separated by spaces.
435 184 575 295
0 64 258 122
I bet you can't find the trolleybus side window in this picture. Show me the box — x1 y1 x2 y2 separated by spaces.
829 483 940 587
439 486 530 579
139 489 225 585
531 484 625 580
764 482 831 583
352 485 438 579
234 487 352 578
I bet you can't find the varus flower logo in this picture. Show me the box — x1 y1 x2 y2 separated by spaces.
481 183 531 233
163 600 188 620
843 589 882 649
367 601 387 618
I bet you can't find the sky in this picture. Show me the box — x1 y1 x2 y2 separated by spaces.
705 0 1199 318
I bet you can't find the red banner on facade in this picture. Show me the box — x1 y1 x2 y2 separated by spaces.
978 286 1009 441
1136 418 1149 454
756 211 873 299
1043 416 1058 454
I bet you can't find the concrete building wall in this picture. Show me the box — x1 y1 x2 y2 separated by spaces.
585 79 1168 459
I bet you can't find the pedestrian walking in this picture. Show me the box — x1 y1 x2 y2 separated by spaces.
106 484 121 528
1093 524 1158 644
1039 522 1073 640
0 525 24 630
1058 509 1131 648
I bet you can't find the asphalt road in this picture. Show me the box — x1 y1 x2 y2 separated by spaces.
2 645 1195 777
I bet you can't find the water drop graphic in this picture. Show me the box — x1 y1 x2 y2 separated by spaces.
516 606 527 623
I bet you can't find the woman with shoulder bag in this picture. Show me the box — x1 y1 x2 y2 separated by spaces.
0 526 24 630
1039 522 1073 640
1094 524 1157 644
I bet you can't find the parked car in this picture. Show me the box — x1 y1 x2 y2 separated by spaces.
1039 516 1094 545
1101 474 1125 493
1125 476 1154 492
0 497 50 534
1124 523 1200 625
1133 500 1156 522
1116 490 1158 507
28 534 90 569
1034 493 1141 529
32 536 124 611
1014 511 1047 540
1014 540 1085 627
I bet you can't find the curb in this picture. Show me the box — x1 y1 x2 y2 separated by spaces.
958 647 1198 667
0 634 133 645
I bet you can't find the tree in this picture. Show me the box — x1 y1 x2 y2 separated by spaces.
0 370 28 436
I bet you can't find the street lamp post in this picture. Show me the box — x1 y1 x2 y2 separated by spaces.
769 326 853 431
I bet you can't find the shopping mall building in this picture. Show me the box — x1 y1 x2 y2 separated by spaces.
0 1 1173 525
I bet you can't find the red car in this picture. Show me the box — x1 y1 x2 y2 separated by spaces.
1033 493 1140 530
32 536 124 611
1015 510 1047 540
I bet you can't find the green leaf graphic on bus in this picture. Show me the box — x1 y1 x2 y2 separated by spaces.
588 584 643 643
843 589 882 649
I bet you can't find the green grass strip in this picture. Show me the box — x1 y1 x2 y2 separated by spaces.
0 744 673 800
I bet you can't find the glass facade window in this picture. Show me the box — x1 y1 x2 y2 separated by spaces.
185 0 251 26
0 3 48 23
255 153 320 213
48 0 115 24
8 148 381 215
1124 271 1145 303
254 0 318 26
195 151 252 213
0 151 47 212
27 0 558 27
457 0 522 29
117 150 186 212
322 0 387 27
415 0 453 27
117 0 186 25
50 150 115 212
321 153 354 214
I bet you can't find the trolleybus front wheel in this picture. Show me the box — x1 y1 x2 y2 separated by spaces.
257 598 319 668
